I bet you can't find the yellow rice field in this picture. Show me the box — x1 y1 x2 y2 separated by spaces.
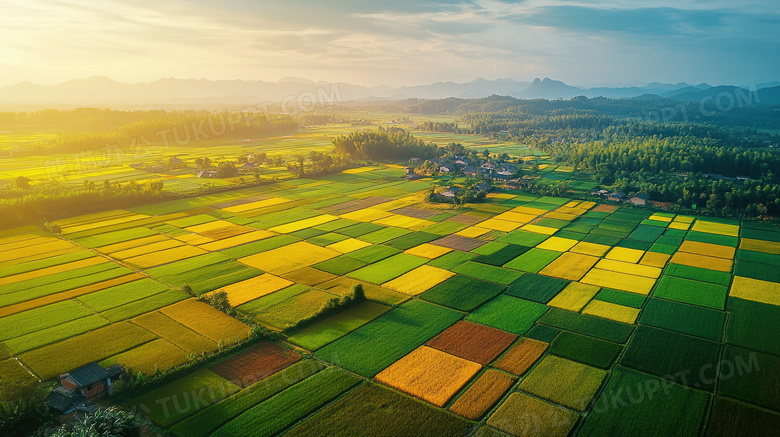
455 227 492 238
404 243 453 259
0 257 108 287
239 241 340 274
372 214 435 231
669 252 733 272
677 241 735 259
739 238 780 255
604 247 645 263
111 240 184 260
539 253 600 281
340 208 394 222
474 218 521 232
124 245 208 269
382 266 456 296
160 299 252 343
594 259 662 279
536 237 578 252
493 211 537 223
218 274 294 307
639 252 671 268
729 276 780 306
197 230 274 251
690 220 740 237
581 268 656 294
222 197 289 213
582 300 640 324
570 241 611 257
375 346 481 407
98 235 170 254
520 224 557 235
546 282 600 312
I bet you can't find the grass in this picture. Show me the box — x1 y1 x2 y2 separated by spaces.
375 346 481 407
170 360 323 437
639 298 725 341
620 325 721 392
449 369 515 420
287 301 390 350
315 299 462 377
548 331 622 369
129 368 240 427
210 367 360 437
579 366 710 437
519 355 607 411
419 275 505 312
487 392 578 437
283 383 471 437
652 275 727 310
466 294 547 334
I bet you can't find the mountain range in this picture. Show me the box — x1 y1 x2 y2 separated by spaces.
0 76 778 106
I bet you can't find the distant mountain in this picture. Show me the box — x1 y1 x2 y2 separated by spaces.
0 76 775 106
663 85 780 106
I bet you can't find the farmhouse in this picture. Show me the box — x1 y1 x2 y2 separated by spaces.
628 193 650 206
169 156 183 166
45 387 86 414
607 191 626 202
197 170 218 178
404 167 421 181
55 362 123 403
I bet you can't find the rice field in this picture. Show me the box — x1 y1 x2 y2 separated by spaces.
0 161 778 437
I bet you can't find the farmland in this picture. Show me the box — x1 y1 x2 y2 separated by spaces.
0 147 779 437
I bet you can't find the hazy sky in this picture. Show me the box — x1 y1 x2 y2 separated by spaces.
1 0 778 88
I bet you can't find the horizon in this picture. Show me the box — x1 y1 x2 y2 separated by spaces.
2 1 779 90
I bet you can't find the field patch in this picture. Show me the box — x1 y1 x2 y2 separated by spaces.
218 274 294 307
729 275 780 306
487 392 578 437
582 300 640 324
621 325 721 391
739 238 780 255
382 265 455 295
549 331 621 369
419 275 505 312
283 383 471 437
705 396 780 437
579 366 709 437
404 243 453 259
211 342 301 388
519 355 607 411
547 282 600 312
691 220 739 237
652 276 727 309
539 252 599 281
452 261 523 285
347 253 428 284
101 338 189 375
466 295 548 334
287 301 391 350
239 241 339 275
18 322 156 380
161 299 251 343
450 369 515 420
581 268 656 295
605 247 644 263
539 308 634 343
124 245 208 269
726 297 780 356
506 274 569 304
315 299 462 377
426 321 517 365
594 259 662 279
431 234 486 251
493 337 549 376
376 346 481 407
504 248 561 273
132 311 217 354
639 298 725 341
718 346 780 412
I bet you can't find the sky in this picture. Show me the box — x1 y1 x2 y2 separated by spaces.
1 0 778 88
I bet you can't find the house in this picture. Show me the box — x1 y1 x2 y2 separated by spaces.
628 193 650 206
481 162 494 170
591 189 609 196
607 191 626 202
462 166 478 177
439 166 451 173
496 170 513 176
504 179 528 189
403 167 421 181
443 186 461 194
59 362 123 401
169 156 183 166
736 176 750 182
45 387 86 414
473 182 491 192
197 170 218 178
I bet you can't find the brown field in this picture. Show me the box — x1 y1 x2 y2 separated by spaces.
450 369 516 420
431 234 487 251
426 321 517 365
493 337 549 376
210 342 301 388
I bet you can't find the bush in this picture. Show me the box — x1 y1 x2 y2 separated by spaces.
49 407 138 437
0 398 50 437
